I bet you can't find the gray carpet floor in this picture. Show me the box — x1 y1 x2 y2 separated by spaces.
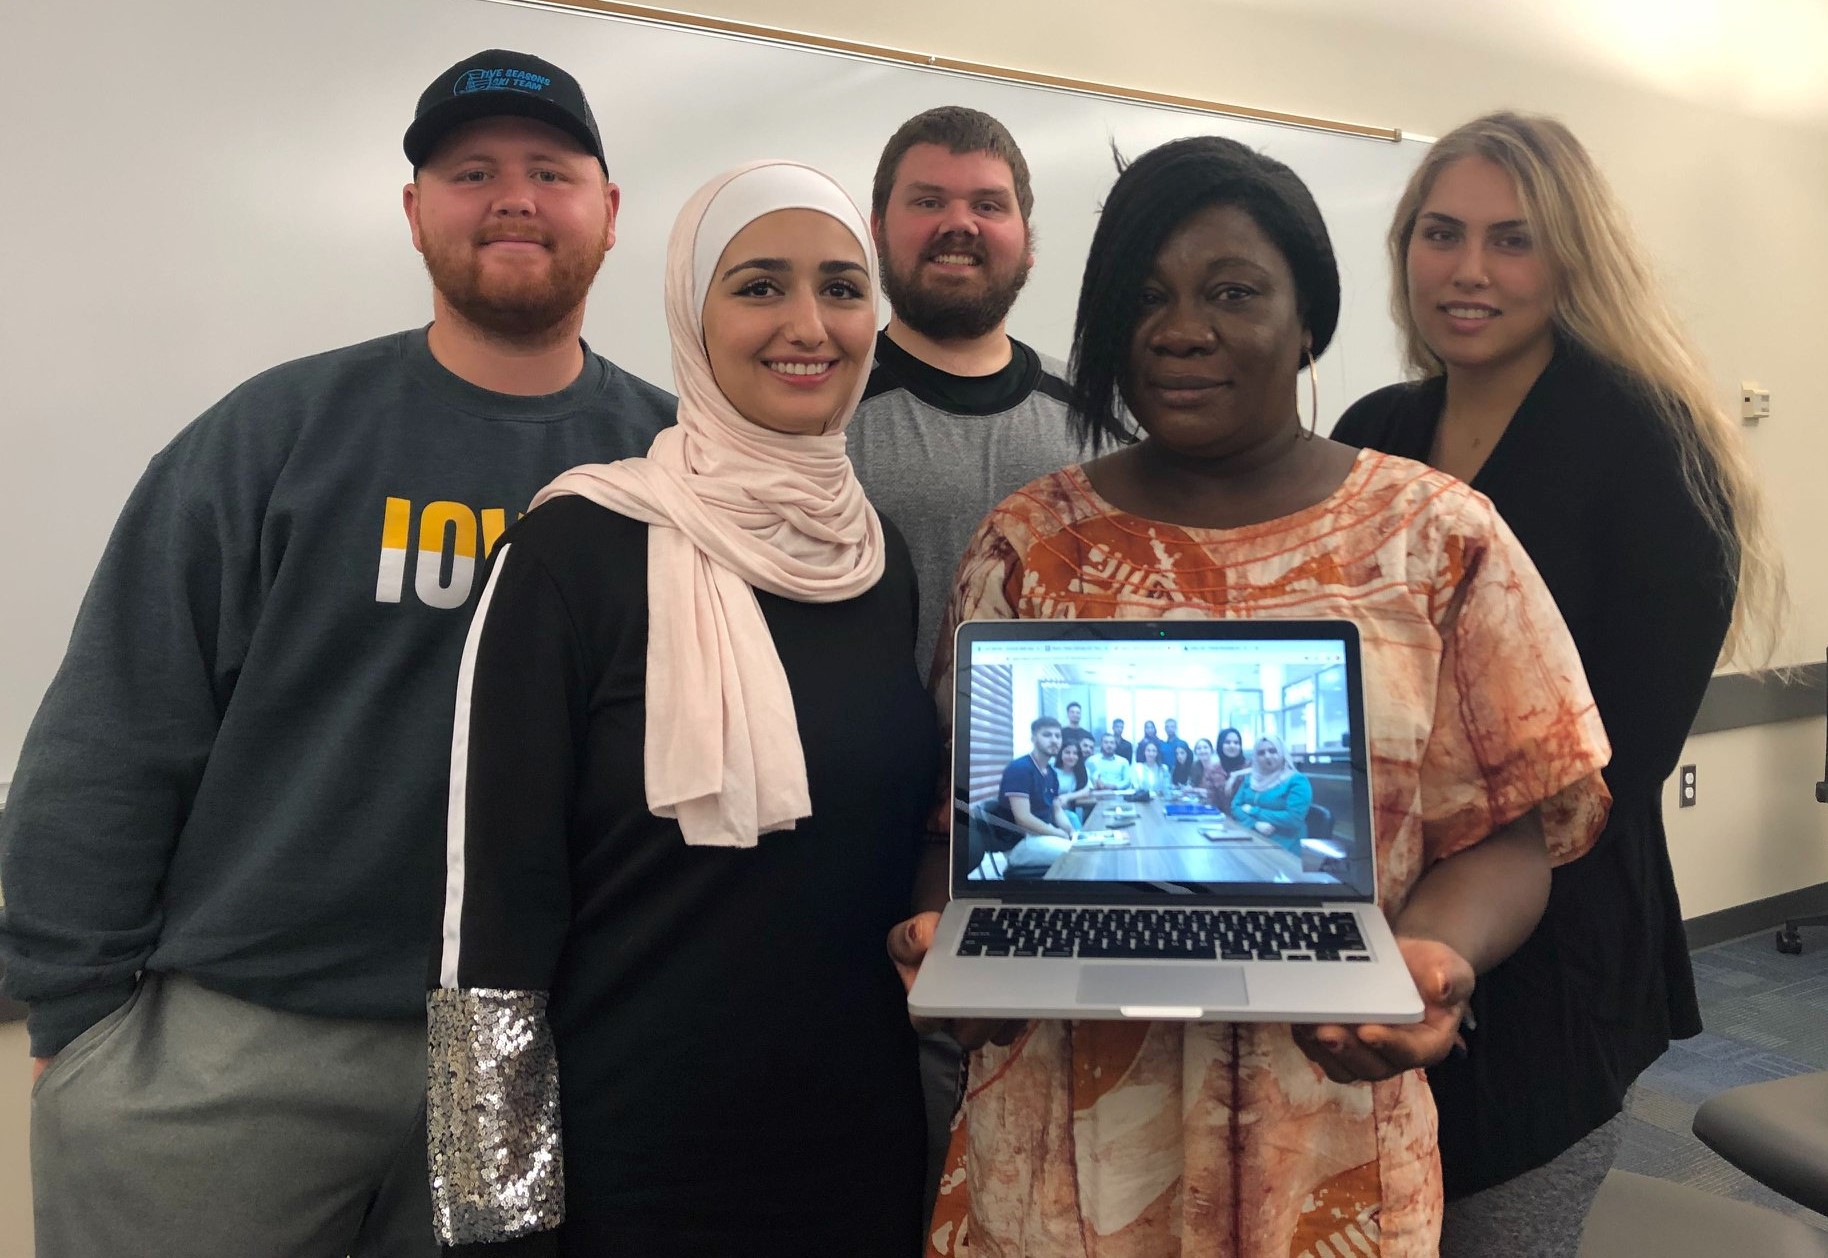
1617 928 1828 1228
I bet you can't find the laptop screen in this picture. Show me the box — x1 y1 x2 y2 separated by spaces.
952 619 1375 902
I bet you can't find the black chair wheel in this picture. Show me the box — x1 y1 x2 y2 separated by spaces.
1777 928 1804 955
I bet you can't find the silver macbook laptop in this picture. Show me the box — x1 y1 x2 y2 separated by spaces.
908 618 1423 1024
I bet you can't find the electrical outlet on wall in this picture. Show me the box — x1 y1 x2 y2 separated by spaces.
1679 764 1697 807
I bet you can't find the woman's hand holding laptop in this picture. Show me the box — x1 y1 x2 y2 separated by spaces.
1292 806 1551 1082
1290 936 1474 1083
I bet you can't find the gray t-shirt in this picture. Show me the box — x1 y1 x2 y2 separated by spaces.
847 331 1085 678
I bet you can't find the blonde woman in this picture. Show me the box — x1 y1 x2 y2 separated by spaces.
1335 110 1784 1254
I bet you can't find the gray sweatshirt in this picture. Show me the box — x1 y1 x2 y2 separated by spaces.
0 329 674 1056
847 331 1085 679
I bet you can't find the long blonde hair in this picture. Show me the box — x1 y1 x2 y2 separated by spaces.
1386 111 1785 667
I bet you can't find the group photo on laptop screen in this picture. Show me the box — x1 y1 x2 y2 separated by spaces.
955 624 1374 897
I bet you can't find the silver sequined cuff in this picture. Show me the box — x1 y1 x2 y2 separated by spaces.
428 988 564 1245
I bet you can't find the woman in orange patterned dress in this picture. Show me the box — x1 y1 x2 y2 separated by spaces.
888 136 1613 1257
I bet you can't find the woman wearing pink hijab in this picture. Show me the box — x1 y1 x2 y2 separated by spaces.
428 162 934 1256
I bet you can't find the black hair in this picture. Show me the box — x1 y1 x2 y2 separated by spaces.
1031 716 1063 735
1069 135 1341 453
1171 744 1200 787
1215 727 1249 773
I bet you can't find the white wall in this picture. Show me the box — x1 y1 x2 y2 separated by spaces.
0 0 1437 787
676 0 1828 908
1662 720 1828 918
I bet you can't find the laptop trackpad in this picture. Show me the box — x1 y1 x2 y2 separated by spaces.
1077 965 1247 1012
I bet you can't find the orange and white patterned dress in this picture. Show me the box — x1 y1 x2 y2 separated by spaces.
926 452 1612 1258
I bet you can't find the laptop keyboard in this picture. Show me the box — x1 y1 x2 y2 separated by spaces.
956 905 1372 961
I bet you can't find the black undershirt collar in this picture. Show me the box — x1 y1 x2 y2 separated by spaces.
863 328 1047 416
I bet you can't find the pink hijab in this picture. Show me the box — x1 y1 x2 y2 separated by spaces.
531 161 883 847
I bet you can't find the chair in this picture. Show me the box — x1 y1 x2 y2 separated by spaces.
1578 1170 1828 1257
966 802 1008 880
967 802 1054 880
1293 805 1339 874
1305 803 1334 841
1665 665 1828 1224
1775 649 1828 953
1692 1071 1828 1218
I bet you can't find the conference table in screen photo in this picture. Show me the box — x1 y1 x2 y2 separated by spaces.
1045 794 1333 883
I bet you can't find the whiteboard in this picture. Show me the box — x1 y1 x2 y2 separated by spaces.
1 0 1427 777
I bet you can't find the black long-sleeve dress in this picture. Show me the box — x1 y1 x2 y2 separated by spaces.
1333 341 1735 1198
430 495 934 1255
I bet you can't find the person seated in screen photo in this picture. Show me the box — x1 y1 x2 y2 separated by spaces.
1204 726 1250 808
1052 740 1095 822
1227 735 1314 853
1059 702 1092 751
1169 741 1200 791
1128 739 1172 797
1085 732 1132 790
1215 726 1250 776
1190 736 1217 792
989 717 1077 866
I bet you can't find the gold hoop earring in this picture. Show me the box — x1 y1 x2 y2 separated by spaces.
1303 348 1319 439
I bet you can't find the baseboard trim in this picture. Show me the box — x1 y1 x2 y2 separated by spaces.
1692 662 1826 735
1685 880 1828 950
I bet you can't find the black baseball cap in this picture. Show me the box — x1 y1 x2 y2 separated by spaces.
404 50 606 172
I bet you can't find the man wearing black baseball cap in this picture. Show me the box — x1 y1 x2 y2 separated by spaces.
405 48 608 173
8 50 673 1258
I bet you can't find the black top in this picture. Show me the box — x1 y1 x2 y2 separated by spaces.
1333 342 1735 1197
448 496 935 1255
861 329 1072 415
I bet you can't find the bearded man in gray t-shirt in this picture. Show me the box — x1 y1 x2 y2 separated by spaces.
848 103 1085 1234
847 106 1084 684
